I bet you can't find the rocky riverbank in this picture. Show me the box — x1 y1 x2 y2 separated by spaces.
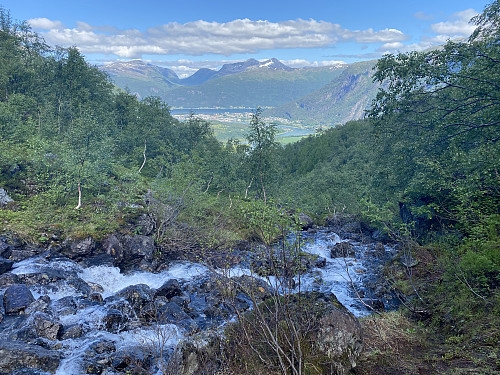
0 216 399 374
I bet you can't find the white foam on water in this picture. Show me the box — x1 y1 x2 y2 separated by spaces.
59 304 109 329
11 256 81 275
78 262 207 298
55 324 184 375
29 283 83 301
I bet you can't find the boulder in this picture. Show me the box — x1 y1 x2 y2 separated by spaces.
0 257 13 274
61 324 83 340
103 234 156 272
0 188 13 206
3 284 35 315
314 256 327 268
298 213 314 230
167 331 222 375
0 238 10 258
0 340 61 373
33 312 62 341
102 309 127 333
0 272 19 287
116 284 154 312
155 279 182 299
315 301 363 375
329 241 356 258
61 237 95 261
9 244 46 262
25 296 52 315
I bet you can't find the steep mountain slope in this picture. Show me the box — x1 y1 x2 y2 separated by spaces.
264 60 379 126
101 60 181 98
180 68 217 86
162 65 346 108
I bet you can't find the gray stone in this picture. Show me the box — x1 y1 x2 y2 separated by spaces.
103 309 127 333
33 312 62 341
0 188 13 205
0 257 14 274
298 213 314 230
3 284 35 315
329 241 356 258
155 279 182 299
0 340 61 373
116 284 154 311
0 272 19 287
315 302 363 375
103 234 156 272
61 237 95 260
61 324 83 340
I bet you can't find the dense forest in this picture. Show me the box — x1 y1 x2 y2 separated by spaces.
0 1 498 374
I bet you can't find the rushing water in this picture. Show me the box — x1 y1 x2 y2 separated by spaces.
6 228 393 374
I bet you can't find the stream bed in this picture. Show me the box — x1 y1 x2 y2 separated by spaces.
0 227 398 374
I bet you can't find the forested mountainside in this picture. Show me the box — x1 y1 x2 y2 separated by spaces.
264 60 379 125
0 2 499 374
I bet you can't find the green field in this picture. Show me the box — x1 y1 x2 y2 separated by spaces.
209 121 314 144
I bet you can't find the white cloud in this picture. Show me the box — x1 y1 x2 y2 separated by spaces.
430 9 478 36
28 17 409 58
283 59 345 68
376 42 404 52
28 18 65 30
346 28 408 43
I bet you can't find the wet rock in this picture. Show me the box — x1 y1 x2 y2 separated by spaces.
0 340 61 373
61 237 95 261
25 296 52 315
10 368 48 375
0 272 18 287
116 284 154 311
103 308 127 333
314 256 327 268
3 284 35 315
0 257 13 274
170 295 191 310
17 268 72 286
0 240 10 259
33 312 62 341
81 253 115 268
162 301 192 322
233 275 273 301
89 292 104 303
61 324 83 340
52 296 76 311
88 281 104 293
329 241 355 258
10 245 46 262
155 279 182 299
89 339 116 355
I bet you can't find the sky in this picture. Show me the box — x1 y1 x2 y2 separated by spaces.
1 0 490 77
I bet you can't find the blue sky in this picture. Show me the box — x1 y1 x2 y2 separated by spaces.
1 0 490 77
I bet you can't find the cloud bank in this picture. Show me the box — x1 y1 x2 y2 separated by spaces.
28 17 408 58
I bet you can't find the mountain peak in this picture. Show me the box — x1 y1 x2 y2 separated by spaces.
255 58 293 71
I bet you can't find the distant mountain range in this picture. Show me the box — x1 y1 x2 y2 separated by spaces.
100 58 379 126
